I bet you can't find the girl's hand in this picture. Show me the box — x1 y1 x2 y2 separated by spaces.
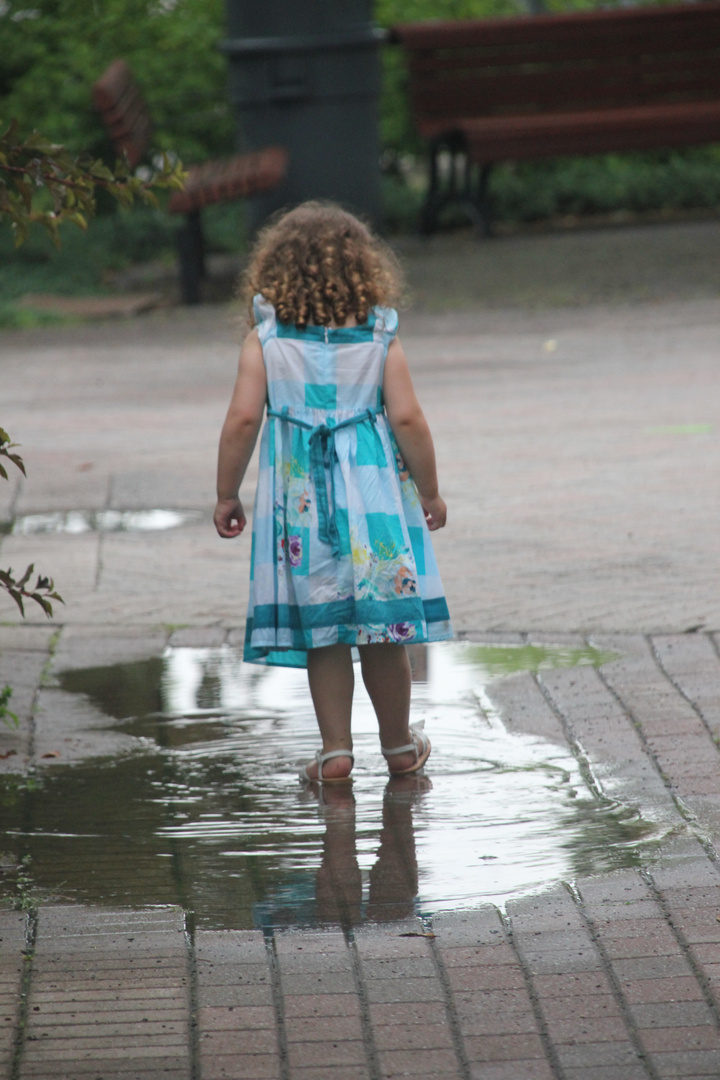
214 498 247 538
421 493 447 531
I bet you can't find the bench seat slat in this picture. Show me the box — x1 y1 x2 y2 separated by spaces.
431 99 720 163
411 69 720 120
166 146 288 215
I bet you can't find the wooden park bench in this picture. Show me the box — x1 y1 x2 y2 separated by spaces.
93 60 288 303
390 2 720 234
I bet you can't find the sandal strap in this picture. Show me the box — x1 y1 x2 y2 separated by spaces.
381 740 417 758
381 724 426 760
316 748 354 780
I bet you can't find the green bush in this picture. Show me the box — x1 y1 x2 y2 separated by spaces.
0 0 232 164
489 148 720 225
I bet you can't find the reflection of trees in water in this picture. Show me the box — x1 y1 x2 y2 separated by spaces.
558 795 660 880
0 750 307 927
59 658 164 720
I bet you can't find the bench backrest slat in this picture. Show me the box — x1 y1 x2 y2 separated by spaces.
93 59 152 168
393 2 720 123
411 58 720 122
393 3 720 51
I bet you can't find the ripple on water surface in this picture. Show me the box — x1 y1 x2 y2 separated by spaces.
0 642 666 928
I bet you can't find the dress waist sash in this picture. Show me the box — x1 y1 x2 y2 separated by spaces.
267 405 382 557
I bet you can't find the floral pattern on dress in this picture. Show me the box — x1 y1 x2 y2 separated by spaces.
350 530 418 602
356 622 418 645
288 535 303 566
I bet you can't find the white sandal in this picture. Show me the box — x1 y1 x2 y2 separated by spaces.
381 721 431 776
298 748 354 784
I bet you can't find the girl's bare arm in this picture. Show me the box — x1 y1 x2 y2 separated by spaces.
214 329 267 538
383 337 447 531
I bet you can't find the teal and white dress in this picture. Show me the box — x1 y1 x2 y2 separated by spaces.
243 295 453 668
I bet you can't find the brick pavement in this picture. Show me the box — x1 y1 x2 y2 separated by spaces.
3 223 720 1077
6 858 720 1079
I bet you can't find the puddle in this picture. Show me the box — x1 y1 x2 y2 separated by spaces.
0 642 666 929
10 509 203 536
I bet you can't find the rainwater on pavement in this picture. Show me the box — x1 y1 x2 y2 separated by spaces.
0 642 668 930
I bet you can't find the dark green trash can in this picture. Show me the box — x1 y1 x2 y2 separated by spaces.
222 0 384 231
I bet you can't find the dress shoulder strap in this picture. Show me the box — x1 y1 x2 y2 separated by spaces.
253 294 278 346
373 306 399 355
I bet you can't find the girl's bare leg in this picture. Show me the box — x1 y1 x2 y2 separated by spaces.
305 643 354 781
358 643 417 773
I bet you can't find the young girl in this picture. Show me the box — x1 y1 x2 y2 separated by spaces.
214 201 452 784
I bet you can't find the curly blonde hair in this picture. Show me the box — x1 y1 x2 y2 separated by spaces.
239 201 405 329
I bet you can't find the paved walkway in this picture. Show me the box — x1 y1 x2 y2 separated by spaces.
2 219 720 1078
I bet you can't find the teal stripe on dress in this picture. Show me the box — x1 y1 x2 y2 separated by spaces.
277 314 377 343
424 596 452 623
251 596 427 631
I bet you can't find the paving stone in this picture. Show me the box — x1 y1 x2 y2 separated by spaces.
198 1028 279 1054
645 1049 720 1076
556 1041 646 1068
278 970 357 996
486 672 567 745
373 1022 453 1051
446 965 528 991
542 1013 631 1044
195 929 269 964
531 972 615 997
283 993 362 1018
287 1039 367 1069
20 1062 190 1078
437 944 515 968
353 931 437 959
368 1001 440 1027
560 1069 650 1080
468 1063 554 1080
578 872 655 907
651 634 720 736
463 1032 546 1061
506 892 587 934
600 933 683 960
360 957 437 980
639 1025 720 1052
619 976 706 1004
274 930 348 956
365 976 446 1004
22 1040 188 1059
198 1005 276 1031
629 1000 715 1028
200 1053 282 1079
538 995 622 1022
428 909 505 946
610 955 695 981
27 1018 187 1038
197 984 274 1008
284 1014 364 1043
290 1069 370 1080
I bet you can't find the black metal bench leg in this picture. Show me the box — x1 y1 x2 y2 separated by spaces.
176 210 205 305
476 163 493 237
420 139 442 236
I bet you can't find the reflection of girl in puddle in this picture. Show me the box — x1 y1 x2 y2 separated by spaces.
214 202 452 786
311 776 432 926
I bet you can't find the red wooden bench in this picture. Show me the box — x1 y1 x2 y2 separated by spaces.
93 60 288 303
390 2 720 234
